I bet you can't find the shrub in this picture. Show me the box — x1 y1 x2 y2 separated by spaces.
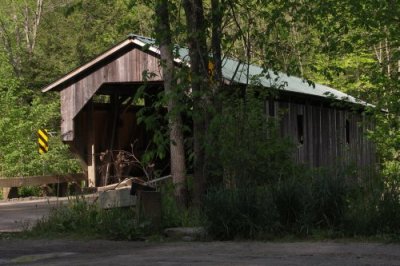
18 186 42 197
206 94 295 187
204 186 278 240
343 173 381 236
377 185 400 235
160 180 204 228
272 177 313 235
311 169 348 229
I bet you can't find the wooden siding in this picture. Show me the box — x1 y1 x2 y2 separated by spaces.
61 46 162 141
275 99 376 170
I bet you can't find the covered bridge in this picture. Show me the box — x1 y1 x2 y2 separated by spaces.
42 34 376 187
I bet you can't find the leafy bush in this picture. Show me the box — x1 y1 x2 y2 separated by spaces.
272 177 313 235
377 185 400 235
160 181 204 228
204 166 400 240
204 186 278 240
311 169 348 229
206 94 295 187
17 186 42 197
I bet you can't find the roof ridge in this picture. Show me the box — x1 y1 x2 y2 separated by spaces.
128 33 155 42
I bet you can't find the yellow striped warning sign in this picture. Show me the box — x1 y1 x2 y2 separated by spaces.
38 129 49 154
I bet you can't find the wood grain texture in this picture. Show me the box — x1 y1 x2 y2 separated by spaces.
60 47 162 141
270 98 376 172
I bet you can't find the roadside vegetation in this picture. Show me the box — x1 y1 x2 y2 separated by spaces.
2 0 400 242
24 95 400 241
25 199 141 240
204 94 400 240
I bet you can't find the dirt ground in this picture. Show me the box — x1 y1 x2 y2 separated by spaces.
0 239 400 265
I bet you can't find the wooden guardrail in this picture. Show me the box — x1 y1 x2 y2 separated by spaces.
0 173 87 188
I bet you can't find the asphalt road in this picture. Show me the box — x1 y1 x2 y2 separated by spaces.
0 198 59 232
1 198 400 265
0 196 95 232
0 240 400 265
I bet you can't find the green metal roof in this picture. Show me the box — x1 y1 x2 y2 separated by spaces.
130 34 368 106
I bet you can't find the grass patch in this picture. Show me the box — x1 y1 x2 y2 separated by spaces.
160 181 205 228
24 197 147 240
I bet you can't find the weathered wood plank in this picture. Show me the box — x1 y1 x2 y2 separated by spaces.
61 47 163 142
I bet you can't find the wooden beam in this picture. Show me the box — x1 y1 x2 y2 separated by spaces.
87 100 96 187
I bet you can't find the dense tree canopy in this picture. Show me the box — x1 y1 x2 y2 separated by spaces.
1 0 400 187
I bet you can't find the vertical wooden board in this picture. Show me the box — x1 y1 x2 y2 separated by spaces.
142 49 148 78
74 81 83 119
345 111 350 165
359 114 363 169
116 55 125 81
124 50 130 81
310 105 317 167
350 112 357 166
289 102 298 162
82 76 91 106
107 59 115 82
360 114 365 169
71 109 86 163
279 101 289 137
332 108 337 167
125 50 132 81
321 107 330 167
327 108 332 167
347 112 353 165
341 110 346 164
332 108 338 165
336 109 343 167
305 102 313 166
135 49 141 80
87 100 96 187
298 103 305 163
356 114 361 168
60 85 75 141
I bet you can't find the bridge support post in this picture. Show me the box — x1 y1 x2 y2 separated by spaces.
87 100 96 187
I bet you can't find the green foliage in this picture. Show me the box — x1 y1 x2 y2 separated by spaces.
204 168 400 240
204 186 278 240
0 0 157 178
206 93 295 186
160 181 204 228
202 97 400 240
27 198 143 240
0 84 81 177
272 176 313 235
18 186 42 198
311 169 349 229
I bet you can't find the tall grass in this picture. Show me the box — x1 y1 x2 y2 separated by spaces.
26 198 143 240
204 169 400 240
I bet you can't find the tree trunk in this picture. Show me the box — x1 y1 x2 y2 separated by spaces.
183 0 210 206
155 0 188 207
211 0 223 91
